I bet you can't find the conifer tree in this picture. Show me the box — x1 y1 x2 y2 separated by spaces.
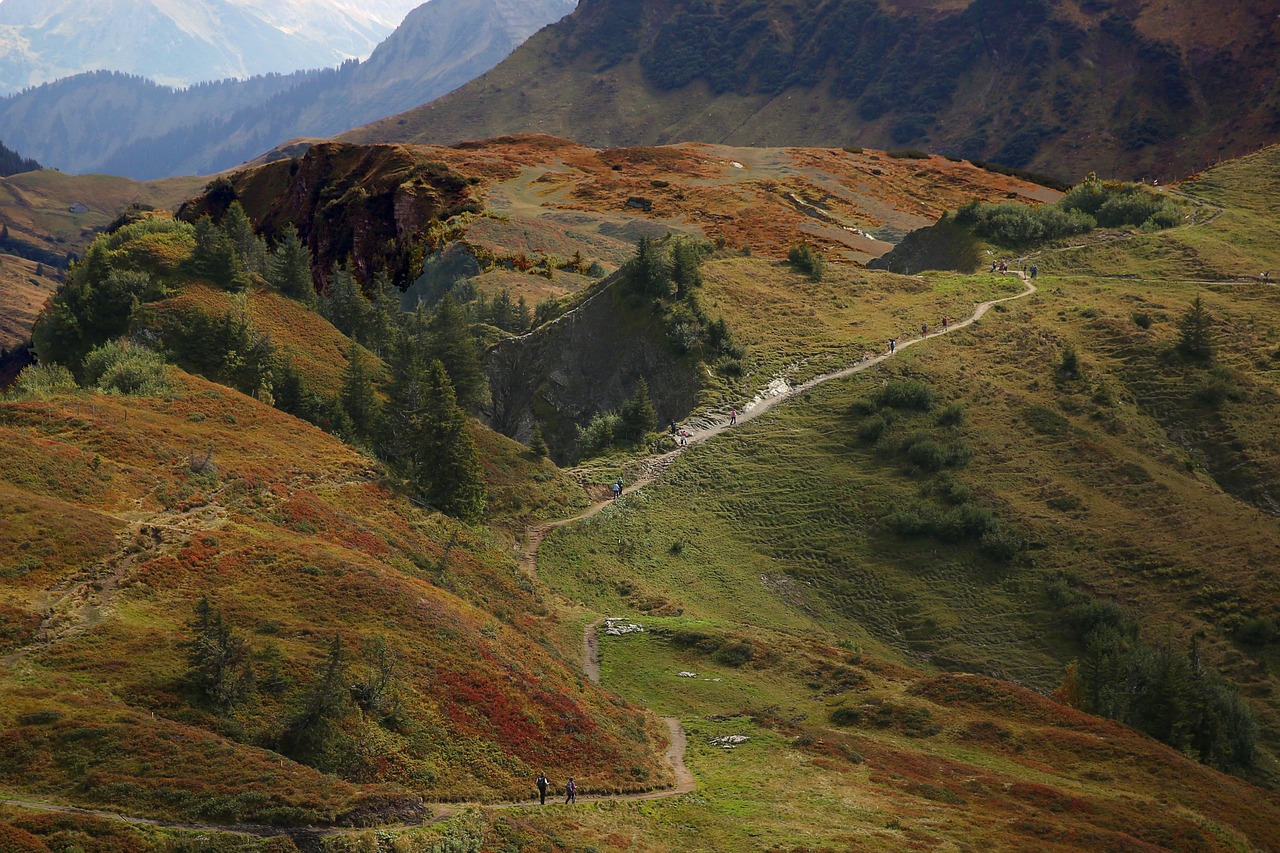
671 236 704 299
631 235 672 297
323 265 372 342
281 634 351 765
365 269 402 357
1177 294 1214 362
188 215 250 290
427 293 487 410
184 596 253 711
221 201 266 275
618 377 658 441
340 338 380 441
417 359 487 521
267 224 315 306
529 424 549 458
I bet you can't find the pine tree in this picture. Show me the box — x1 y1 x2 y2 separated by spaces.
184 596 253 711
631 236 672 297
188 215 250 290
267 224 315 305
221 201 266 275
418 360 487 521
427 294 487 410
529 424 549 458
618 377 658 441
281 634 351 764
671 237 704 299
365 269 402 357
323 265 372 342
1177 294 1214 362
379 338 486 521
340 338 380 441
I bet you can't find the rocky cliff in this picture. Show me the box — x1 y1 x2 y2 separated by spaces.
483 277 702 462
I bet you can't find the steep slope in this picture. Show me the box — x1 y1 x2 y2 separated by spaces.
345 0 1280 181
0 0 418 94
0 0 577 179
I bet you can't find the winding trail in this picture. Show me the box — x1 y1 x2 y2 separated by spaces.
2 273 1036 840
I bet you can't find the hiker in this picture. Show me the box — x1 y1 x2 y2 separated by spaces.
990 260 997 273
536 772 549 805
565 777 577 804
680 429 688 446
612 479 622 500
729 409 737 426
999 260 1008 273
1030 264 1039 279
669 419 678 435
941 316 949 330
889 338 896 353
921 322 929 336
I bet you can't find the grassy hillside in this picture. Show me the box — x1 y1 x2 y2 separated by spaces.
0 169 204 350
8 137 1280 850
0 367 665 820
344 0 1280 181
507 147 1280 848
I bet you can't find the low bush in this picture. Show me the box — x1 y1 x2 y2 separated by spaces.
82 341 172 397
876 380 937 411
936 402 965 426
7 363 78 399
787 243 826 281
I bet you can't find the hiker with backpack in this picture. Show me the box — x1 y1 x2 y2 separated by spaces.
536 772 549 805
612 479 622 500
565 777 577 804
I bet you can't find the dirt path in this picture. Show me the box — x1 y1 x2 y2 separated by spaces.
2 501 228 668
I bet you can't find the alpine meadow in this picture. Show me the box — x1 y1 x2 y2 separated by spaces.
3 2 1280 852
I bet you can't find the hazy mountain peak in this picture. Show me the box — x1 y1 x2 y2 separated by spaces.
0 0 426 93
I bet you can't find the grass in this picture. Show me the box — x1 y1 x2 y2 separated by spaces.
0 372 665 823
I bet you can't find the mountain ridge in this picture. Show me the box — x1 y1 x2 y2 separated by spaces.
0 0 577 179
0 0 423 94
343 0 1280 181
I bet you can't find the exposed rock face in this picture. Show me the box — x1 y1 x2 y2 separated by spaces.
177 142 480 288
483 278 701 462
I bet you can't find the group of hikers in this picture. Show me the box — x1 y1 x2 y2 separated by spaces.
991 259 1038 279
535 772 576 804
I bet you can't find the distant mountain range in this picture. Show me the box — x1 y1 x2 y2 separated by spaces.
342 0 1280 181
0 0 576 179
0 0 425 94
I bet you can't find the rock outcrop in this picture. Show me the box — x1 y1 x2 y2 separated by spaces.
483 277 702 461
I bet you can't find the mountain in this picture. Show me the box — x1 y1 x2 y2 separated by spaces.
343 0 1280 181
0 0 577 179
0 0 424 95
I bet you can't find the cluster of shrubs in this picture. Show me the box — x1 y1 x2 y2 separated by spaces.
575 379 659 461
666 628 756 668
1048 573 1258 773
624 235 746 376
787 243 826 281
11 340 172 400
853 380 1026 562
953 175 1183 246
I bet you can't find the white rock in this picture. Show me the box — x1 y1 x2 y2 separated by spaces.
677 671 699 678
